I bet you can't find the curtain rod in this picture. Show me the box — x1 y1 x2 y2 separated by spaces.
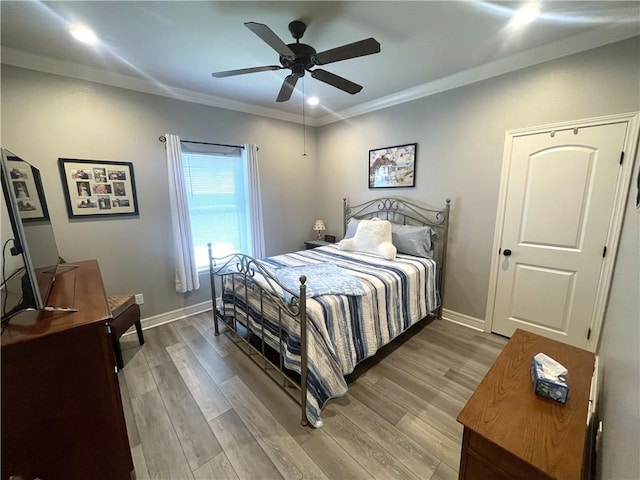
158 135 244 150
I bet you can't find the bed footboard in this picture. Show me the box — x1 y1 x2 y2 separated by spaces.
207 244 310 426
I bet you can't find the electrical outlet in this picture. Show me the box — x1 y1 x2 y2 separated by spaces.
134 293 144 305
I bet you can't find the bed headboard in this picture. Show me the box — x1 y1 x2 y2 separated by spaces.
343 197 451 308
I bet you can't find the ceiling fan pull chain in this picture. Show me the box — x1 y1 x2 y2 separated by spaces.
302 77 308 157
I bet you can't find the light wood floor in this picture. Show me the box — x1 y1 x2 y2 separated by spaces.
118 312 507 480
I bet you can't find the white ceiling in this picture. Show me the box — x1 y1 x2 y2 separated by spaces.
1 1 638 125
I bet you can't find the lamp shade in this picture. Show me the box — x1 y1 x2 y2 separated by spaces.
313 219 325 231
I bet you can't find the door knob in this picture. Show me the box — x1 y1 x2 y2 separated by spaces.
503 249 512 256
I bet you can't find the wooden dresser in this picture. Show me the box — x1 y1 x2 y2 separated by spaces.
1 260 134 480
457 329 597 480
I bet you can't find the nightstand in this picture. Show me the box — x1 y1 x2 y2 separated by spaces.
304 240 333 249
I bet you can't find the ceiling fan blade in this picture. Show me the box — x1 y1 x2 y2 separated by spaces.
212 65 285 78
212 65 284 78
245 22 296 59
276 74 299 102
310 69 363 95
312 38 380 66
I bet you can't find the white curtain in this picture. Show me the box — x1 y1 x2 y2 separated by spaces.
243 144 265 258
165 134 200 293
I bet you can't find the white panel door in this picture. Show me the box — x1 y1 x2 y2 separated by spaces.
491 122 628 348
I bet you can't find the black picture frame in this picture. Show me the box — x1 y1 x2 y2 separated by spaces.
58 158 139 218
368 142 417 188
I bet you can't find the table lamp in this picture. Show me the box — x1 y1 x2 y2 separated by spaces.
313 219 325 240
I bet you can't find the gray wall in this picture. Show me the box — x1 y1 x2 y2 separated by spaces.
315 36 640 480
1 65 319 318
1 36 638 479
317 37 640 321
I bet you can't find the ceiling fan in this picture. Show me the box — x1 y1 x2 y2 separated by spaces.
211 21 381 102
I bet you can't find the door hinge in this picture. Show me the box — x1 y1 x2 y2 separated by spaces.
620 151 624 165
587 328 592 340
105 324 112 334
602 246 607 258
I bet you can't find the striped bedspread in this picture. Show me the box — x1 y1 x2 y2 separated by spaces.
221 244 440 427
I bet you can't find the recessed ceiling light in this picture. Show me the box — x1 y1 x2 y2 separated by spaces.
510 2 541 27
68 24 100 45
307 96 320 106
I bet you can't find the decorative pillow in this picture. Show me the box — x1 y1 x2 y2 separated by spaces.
343 218 361 239
391 223 435 258
338 218 396 260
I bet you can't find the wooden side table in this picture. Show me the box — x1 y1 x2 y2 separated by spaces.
457 329 597 480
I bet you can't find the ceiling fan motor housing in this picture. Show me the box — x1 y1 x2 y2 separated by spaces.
280 43 316 76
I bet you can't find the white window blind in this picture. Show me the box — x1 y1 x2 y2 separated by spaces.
181 151 249 269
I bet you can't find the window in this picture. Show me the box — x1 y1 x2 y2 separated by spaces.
181 151 250 269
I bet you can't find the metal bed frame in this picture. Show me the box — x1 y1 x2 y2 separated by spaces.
208 197 451 426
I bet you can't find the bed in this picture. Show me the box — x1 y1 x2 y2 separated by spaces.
208 197 451 427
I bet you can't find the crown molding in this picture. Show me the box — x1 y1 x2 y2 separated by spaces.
315 22 640 126
0 47 306 125
2 22 638 128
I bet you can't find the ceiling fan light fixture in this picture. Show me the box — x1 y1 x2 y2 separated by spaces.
307 96 320 106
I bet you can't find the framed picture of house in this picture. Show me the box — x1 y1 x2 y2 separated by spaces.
368 143 417 188
58 158 139 218
6 156 50 222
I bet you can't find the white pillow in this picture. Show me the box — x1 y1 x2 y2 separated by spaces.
338 218 396 260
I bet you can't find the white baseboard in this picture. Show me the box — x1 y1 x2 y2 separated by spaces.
123 303 485 336
122 300 213 336
441 308 486 332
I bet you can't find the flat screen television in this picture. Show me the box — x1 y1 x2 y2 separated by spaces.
1 148 61 321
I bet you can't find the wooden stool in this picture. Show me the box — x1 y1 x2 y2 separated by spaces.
107 295 144 370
